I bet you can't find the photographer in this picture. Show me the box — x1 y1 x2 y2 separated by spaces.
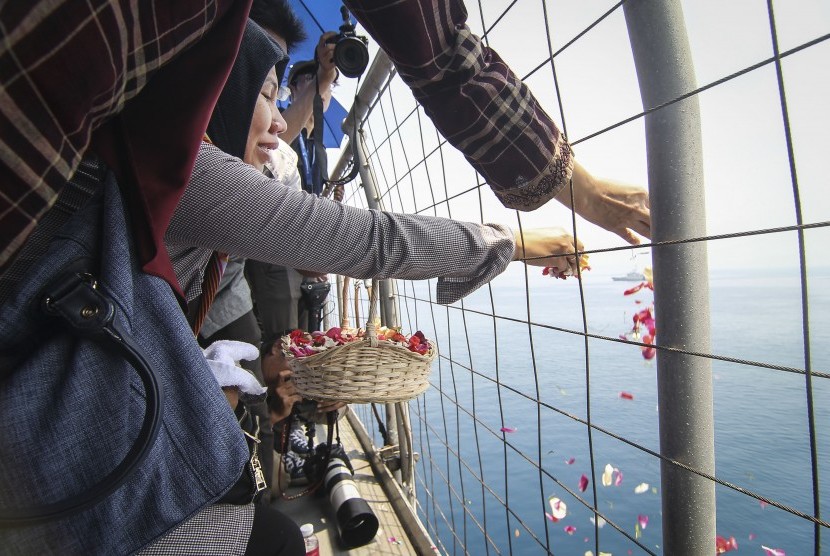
261 339 345 495
279 33 339 144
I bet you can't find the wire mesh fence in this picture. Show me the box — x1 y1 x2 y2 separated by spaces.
335 1 830 554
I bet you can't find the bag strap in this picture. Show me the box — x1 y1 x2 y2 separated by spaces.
0 160 164 526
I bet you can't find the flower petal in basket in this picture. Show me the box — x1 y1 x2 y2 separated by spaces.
285 335 437 404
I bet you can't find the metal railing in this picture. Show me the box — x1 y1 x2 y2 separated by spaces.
332 1 829 554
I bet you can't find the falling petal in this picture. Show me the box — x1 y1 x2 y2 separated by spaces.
761 546 785 556
619 391 634 400
635 522 641 539
624 283 645 296
651 487 658 494
514 529 520 538
749 533 757 541
566 457 576 465
634 482 649 494
579 474 589 492
564 525 576 535
760 500 768 509
500 426 517 433
602 464 614 486
545 512 555 522
637 515 648 530
548 497 567 521
716 535 738 553
614 468 623 486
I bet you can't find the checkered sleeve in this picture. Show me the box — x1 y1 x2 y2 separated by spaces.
344 0 574 211
0 1 229 270
165 143 516 305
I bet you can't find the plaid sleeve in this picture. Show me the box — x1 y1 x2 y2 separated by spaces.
0 1 229 270
344 0 574 211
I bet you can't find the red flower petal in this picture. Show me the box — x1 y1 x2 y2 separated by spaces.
500 427 517 433
564 525 576 535
565 457 575 465
715 535 738 553
578 474 589 492
624 283 645 296
619 391 634 400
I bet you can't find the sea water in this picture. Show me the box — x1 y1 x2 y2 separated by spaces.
400 266 829 555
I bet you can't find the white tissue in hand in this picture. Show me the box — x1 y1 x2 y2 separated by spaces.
203 340 266 396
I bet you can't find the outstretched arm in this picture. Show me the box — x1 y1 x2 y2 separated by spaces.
556 161 651 245
344 0 650 243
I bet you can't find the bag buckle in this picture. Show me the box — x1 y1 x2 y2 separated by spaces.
42 272 116 339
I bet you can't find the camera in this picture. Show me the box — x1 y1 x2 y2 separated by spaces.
304 443 378 548
326 6 369 78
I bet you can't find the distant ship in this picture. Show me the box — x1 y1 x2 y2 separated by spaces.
612 270 646 281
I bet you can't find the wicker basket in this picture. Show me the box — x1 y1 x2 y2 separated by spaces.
284 279 437 403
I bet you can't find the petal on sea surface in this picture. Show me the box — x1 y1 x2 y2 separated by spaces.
761 547 785 556
566 457 576 465
619 391 634 400
637 515 648 530
614 468 623 486
579 474 589 492
634 482 649 494
564 525 576 535
500 427 517 433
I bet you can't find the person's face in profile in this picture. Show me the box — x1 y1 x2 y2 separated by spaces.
244 67 287 169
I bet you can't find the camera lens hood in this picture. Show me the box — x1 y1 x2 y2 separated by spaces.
334 36 369 78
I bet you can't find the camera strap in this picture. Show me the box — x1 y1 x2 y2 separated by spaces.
311 85 327 196
276 409 342 501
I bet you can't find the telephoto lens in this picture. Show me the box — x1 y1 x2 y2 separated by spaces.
324 456 379 548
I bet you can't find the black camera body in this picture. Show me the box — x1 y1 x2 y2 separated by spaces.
326 6 369 78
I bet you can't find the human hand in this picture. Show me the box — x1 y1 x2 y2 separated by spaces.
270 369 303 423
315 32 338 86
557 161 650 245
513 227 586 277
